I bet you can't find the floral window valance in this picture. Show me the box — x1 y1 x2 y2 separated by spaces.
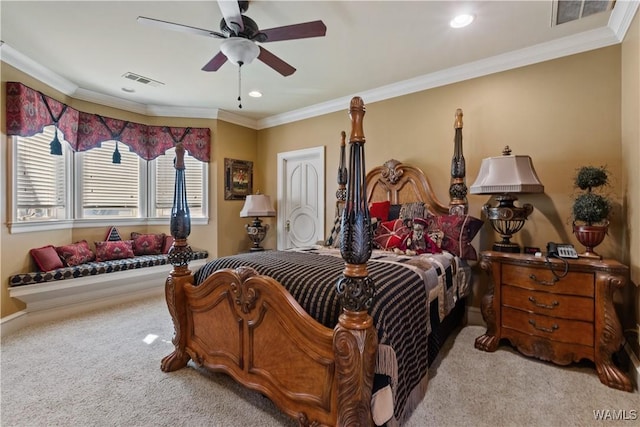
6 82 211 162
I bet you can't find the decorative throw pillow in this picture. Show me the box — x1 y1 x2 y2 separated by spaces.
388 204 402 221
30 245 64 271
373 219 410 251
403 218 442 255
426 214 483 260
369 200 391 222
399 202 425 220
105 226 122 242
95 240 135 262
55 240 96 267
162 235 174 254
130 232 165 256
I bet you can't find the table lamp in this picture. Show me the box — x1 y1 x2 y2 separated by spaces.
240 193 276 251
470 146 544 252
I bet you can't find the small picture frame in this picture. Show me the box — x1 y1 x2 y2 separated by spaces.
225 158 253 200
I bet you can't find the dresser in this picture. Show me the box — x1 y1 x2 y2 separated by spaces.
475 251 632 392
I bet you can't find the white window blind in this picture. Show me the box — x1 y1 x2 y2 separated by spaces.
15 127 67 221
155 147 204 217
81 140 140 217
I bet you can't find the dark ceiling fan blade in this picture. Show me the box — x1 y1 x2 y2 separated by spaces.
217 0 244 35
260 20 326 43
202 51 228 71
137 16 226 39
257 46 296 76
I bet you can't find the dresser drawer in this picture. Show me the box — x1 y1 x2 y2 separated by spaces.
502 307 594 347
502 264 594 297
502 285 593 322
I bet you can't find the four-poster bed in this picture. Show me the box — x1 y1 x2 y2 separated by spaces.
161 97 474 426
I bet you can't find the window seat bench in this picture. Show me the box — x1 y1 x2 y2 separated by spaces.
7 250 209 325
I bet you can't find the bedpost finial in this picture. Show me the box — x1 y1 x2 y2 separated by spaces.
340 130 346 146
348 96 366 144
454 109 463 129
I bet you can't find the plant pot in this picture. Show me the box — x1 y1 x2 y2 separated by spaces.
573 222 608 259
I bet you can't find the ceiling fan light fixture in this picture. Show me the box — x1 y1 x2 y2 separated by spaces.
248 90 262 98
450 14 474 28
220 38 259 65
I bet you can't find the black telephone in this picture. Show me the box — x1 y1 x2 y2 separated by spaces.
547 242 578 259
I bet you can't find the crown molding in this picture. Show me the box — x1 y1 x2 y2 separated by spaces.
2 0 636 130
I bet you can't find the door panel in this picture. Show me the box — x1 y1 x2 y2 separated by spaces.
277 147 324 250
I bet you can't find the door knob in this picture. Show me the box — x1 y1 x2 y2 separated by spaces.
285 220 290 232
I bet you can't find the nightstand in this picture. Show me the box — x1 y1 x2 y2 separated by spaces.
475 251 632 392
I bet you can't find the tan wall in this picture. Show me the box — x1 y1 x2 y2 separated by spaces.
621 11 640 354
257 46 629 310
1 64 258 318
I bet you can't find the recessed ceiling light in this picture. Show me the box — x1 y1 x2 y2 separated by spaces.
450 14 474 28
248 90 262 98
121 87 135 93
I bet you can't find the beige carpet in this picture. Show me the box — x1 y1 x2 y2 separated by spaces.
1 296 637 426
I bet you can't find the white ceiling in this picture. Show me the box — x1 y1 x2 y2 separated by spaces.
1 1 637 129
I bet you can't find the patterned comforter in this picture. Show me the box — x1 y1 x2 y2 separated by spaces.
194 247 470 426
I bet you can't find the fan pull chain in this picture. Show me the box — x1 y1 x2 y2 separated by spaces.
237 62 243 109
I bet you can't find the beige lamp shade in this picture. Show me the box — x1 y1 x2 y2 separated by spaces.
240 194 276 218
470 149 544 195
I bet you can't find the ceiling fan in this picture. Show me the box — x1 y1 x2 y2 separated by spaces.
137 0 327 77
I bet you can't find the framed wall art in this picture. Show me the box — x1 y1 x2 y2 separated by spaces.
224 158 253 200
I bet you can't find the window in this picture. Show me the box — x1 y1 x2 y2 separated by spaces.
152 147 206 218
78 141 142 218
14 126 69 222
10 132 208 232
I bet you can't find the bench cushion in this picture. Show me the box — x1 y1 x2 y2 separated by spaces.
9 250 208 287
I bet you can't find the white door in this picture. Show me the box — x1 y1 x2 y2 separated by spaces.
277 147 325 250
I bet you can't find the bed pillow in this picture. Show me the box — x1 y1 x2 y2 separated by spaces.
388 204 402 221
95 240 135 262
130 232 165 256
373 219 410 251
404 217 442 255
369 200 391 222
30 245 64 271
162 235 174 254
399 202 425 220
55 240 96 267
426 214 483 260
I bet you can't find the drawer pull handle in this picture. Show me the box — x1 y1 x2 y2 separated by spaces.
528 319 559 333
528 296 559 310
529 274 558 286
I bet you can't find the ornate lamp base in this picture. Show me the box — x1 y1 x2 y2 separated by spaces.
245 217 269 251
483 194 534 253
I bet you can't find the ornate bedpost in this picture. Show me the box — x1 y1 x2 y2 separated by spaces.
336 130 348 212
161 142 194 372
449 108 468 215
334 97 377 427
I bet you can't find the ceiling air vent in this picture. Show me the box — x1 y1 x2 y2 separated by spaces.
552 0 615 25
122 72 164 87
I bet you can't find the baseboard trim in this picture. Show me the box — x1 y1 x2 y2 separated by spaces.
0 310 29 338
466 305 485 327
624 342 640 390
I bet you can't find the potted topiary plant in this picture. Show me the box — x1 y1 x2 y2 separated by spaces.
571 165 612 259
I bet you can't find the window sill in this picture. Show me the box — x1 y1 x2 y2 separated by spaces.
7 217 209 234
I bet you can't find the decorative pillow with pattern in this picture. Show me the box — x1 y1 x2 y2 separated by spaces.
30 245 64 271
55 240 96 267
399 202 425 220
373 219 410 251
105 226 122 241
426 214 483 260
131 232 165 256
95 240 135 262
163 235 174 254
403 217 442 254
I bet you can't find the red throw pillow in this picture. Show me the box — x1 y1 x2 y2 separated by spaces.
162 235 174 254
426 214 483 260
30 245 64 271
130 232 165 256
373 219 410 251
95 240 135 262
369 200 391 222
55 240 96 267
